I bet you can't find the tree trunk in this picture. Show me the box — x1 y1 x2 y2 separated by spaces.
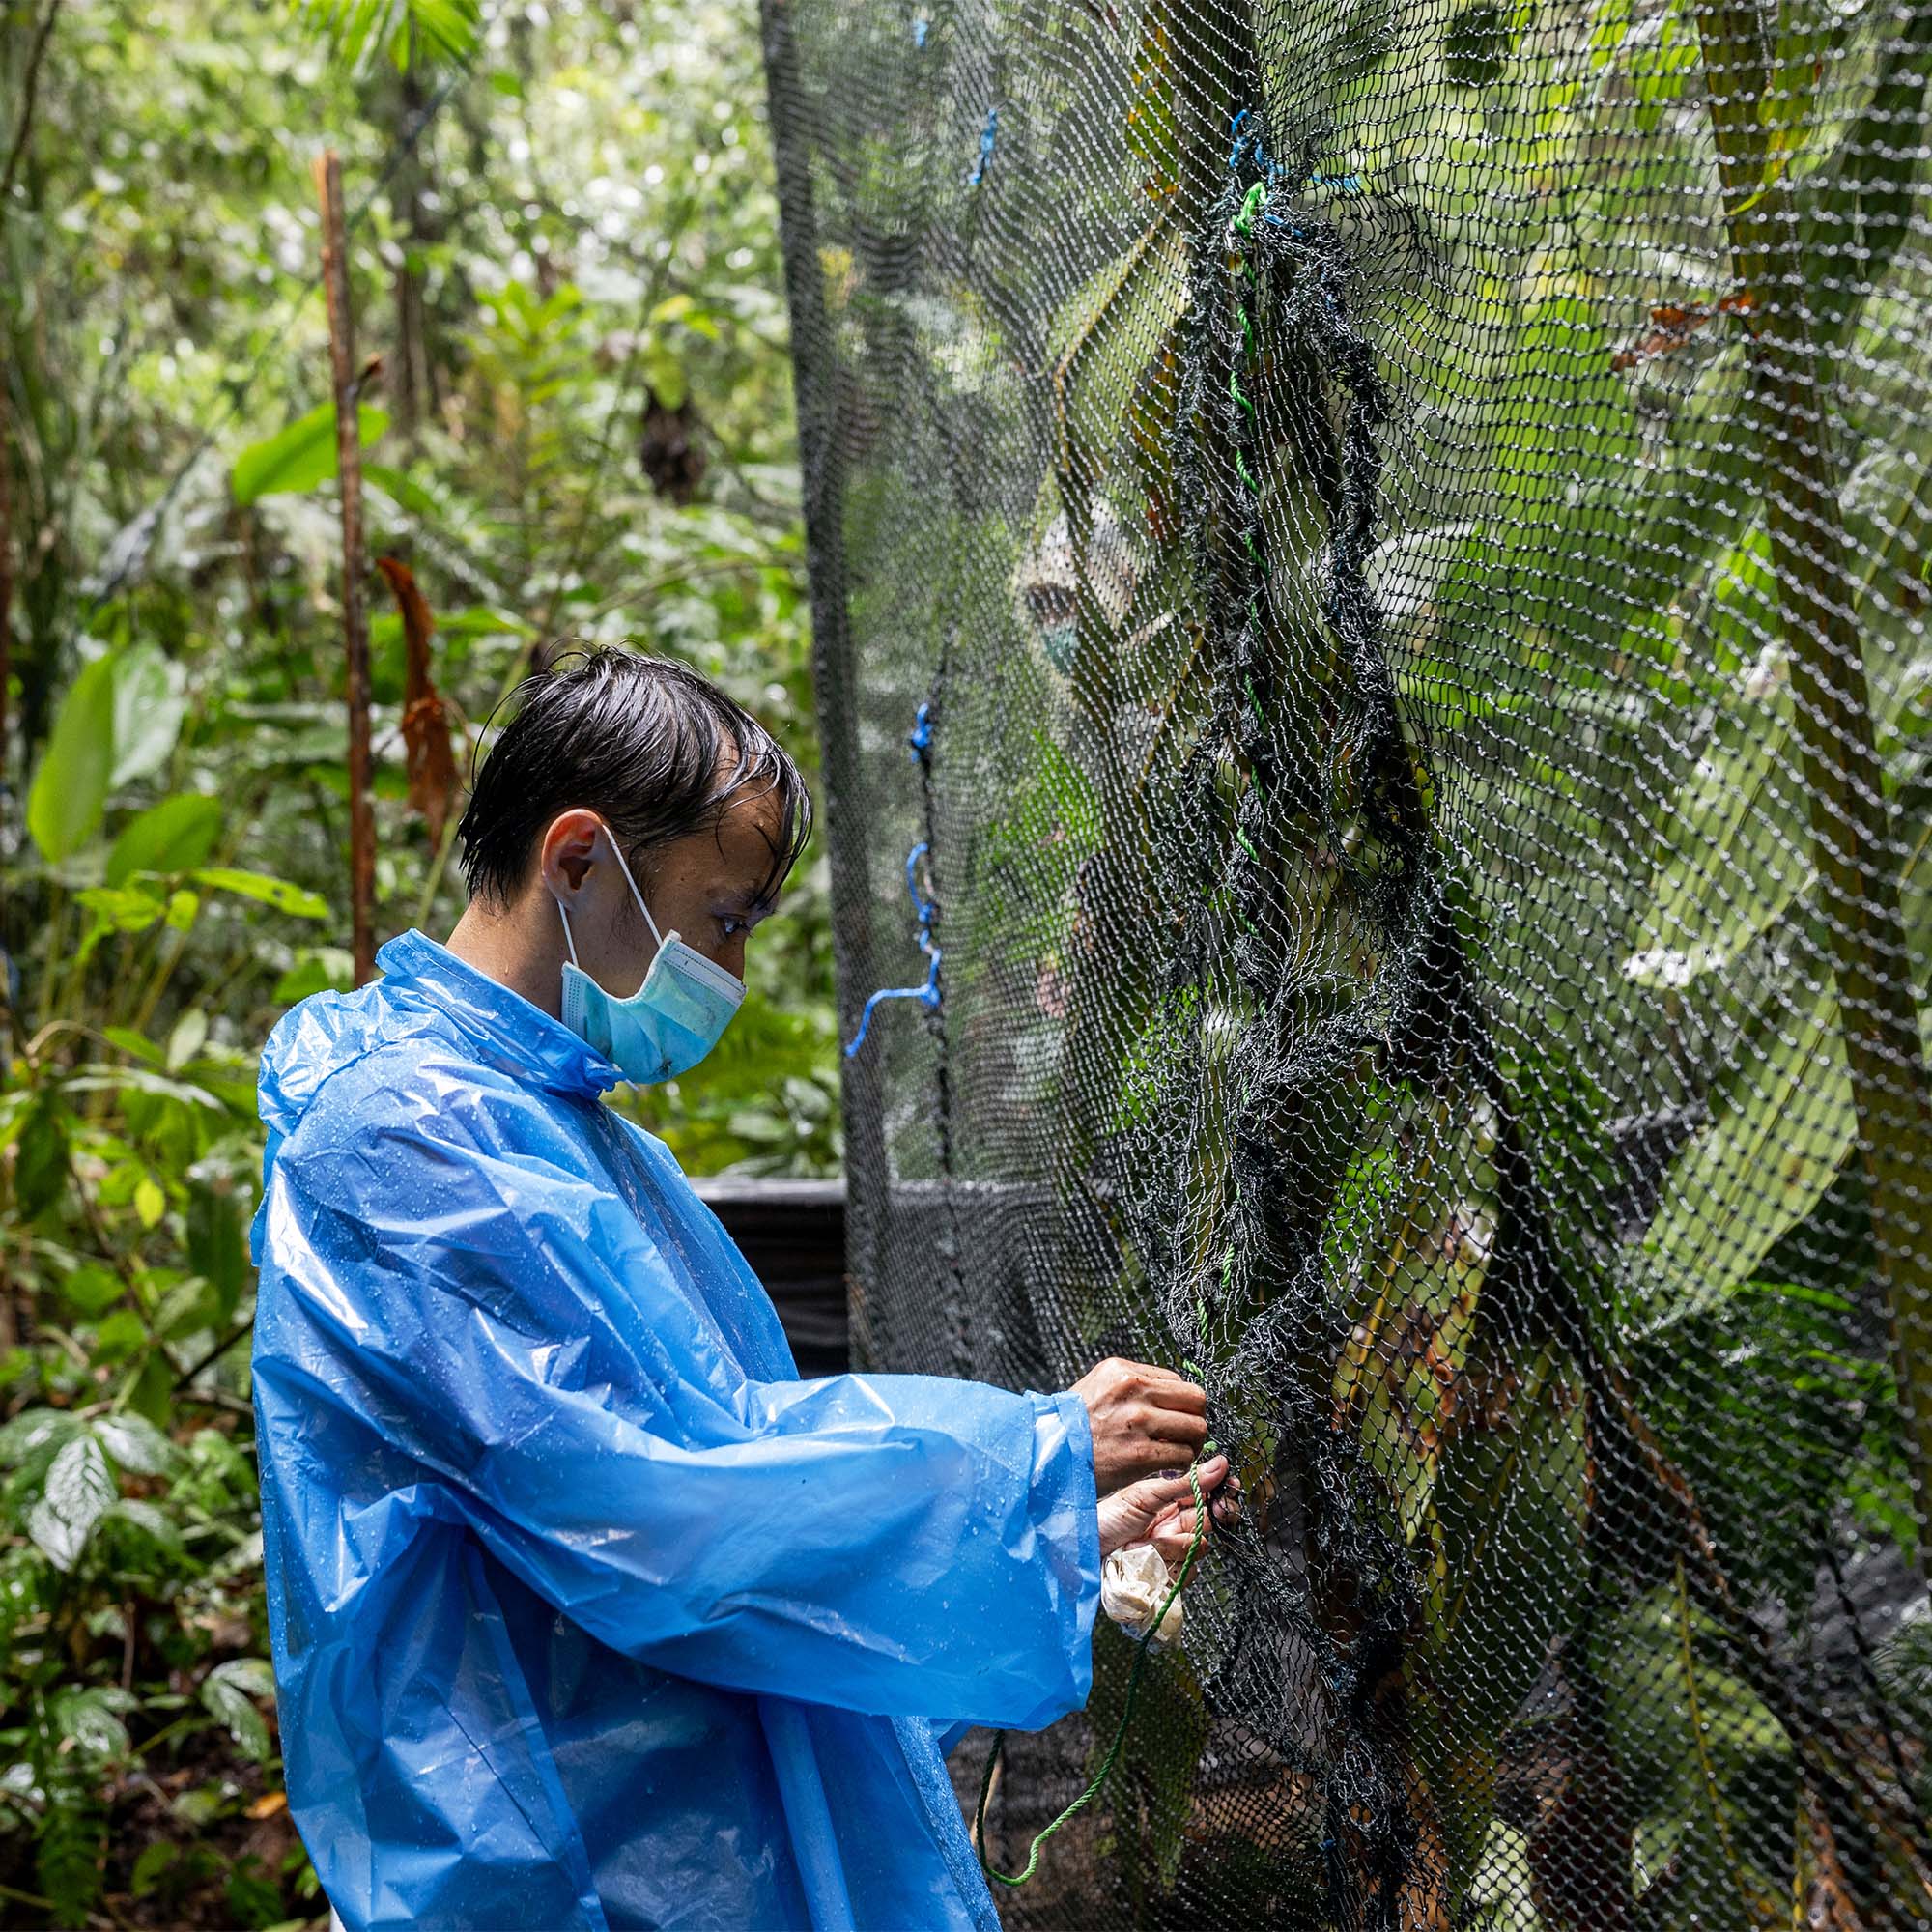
315 150 378 987
1695 0 1932 1555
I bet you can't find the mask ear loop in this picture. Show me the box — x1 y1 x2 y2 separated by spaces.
598 828 666 949
550 826 662 974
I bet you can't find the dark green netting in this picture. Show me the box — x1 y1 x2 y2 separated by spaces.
759 0 1932 1920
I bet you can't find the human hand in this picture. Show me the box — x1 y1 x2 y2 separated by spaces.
1095 1455 1239 1562
1069 1356 1210 1492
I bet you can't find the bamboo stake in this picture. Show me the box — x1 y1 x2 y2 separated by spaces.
314 150 377 987
1695 0 1932 1557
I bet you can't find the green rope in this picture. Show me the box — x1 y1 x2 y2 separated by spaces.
974 1451 1214 1888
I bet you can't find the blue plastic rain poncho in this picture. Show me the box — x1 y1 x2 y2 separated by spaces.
251 931 1100 1931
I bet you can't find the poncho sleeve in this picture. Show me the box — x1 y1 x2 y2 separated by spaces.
255 1045 1099 1730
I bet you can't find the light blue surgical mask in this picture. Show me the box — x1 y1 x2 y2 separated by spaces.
554 829 747 1085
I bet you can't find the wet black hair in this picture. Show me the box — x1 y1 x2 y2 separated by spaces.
456 645 812 907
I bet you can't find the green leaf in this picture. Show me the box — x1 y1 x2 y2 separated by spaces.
192 867 329 919
62 1065 226 1111
28 1434 117 1571
1602 1570 1793 1925
1409 1348 1589 1884
0 1406 84 1466
134 1174 167 1227
166 1009 210 1071
232 401 389 505
1045 215 1188 473
102 1026 164 1065
129 1841 180 1898
201 1659 276 1763
56 1264 123 1319
106 1497 184 1558
92 1308 149 1362
110 643 186 786
107 794 224 887
1630 977 1855 1329
14 1095 71 1219
74 885 167 967
1624 527 1807 989
27 654 118 861
187 1180 250 1323
1444 2 1510 85
302 0 482 69
93 1413 175 1477
51 1687 131 1765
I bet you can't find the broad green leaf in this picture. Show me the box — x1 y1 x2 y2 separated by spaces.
186 1179 250 1323
1409 1348 1588 1884
1601 1571 1793 1928
232 402 389 505
193 867 329 919
1622 695 1808 990
14 1095 71 1218
107 1499 184 1559
101 1026 164 1065
201 1658 276 1762
166 1009 209 1071
56 1264 124 1319
1630 977 1854 1329
0 1406 84 1465
110 643 187 786
51 1687 133 1764
27 654 118 861
1045 215 1187 471
93 1413 175 1477
93 1307 149 1362
28 1434 117 1571
152 1275 222 1341
74 885 167 967
1444 2 1510 85
62 1064 225 1111
107 794 223 887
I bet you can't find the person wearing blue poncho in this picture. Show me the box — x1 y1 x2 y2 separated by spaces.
251 648 1234 1932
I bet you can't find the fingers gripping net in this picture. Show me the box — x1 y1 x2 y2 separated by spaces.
760 0 1932 1921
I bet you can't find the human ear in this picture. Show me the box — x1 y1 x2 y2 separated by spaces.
539 810 605 899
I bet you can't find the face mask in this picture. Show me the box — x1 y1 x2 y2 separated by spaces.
554 828 746 1085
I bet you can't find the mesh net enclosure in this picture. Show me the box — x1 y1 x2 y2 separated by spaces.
757 0 1932 1920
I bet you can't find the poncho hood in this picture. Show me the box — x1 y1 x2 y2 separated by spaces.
258 928 622 1145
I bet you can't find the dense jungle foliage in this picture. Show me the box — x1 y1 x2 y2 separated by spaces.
0 0 830 1920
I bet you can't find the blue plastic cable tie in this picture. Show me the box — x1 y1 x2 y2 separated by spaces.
844 840 943 1058
908 702 933 762
1227 107 1249 168
969 107 997 187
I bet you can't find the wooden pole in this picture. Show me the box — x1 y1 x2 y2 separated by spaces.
314 150 377 987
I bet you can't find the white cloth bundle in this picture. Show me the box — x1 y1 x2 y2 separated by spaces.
1100 1542 1183 1646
